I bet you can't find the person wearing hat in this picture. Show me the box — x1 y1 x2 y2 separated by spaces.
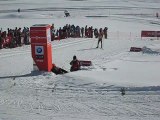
70 55 80 72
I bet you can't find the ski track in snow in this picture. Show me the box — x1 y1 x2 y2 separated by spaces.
0 39 92 58
1 38 160 120
1 38 160 119
0 73 160 120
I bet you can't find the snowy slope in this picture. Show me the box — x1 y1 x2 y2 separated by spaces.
0 0 160 120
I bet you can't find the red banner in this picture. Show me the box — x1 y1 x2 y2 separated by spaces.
79 60 92 66
130 47 142 52
141 31 160 37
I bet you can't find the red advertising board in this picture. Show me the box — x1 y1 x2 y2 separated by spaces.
30 24 52 72
141 31 160 37
79 60 92 66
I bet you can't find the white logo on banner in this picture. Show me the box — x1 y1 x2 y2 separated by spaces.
35 46 44 55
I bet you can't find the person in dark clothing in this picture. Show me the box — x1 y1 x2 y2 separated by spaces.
18 8 20 13
94 28 98 38
103 27 108 39
70 55 80 72
51 64 68 75
81 27 84 37
17 28 22 46
85 25 88 37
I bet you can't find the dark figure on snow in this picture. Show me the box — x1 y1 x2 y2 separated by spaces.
51 64 68 75
120 88 125 96
96 28 103 49
103 27 108 39
18 8 20 13
81 27 84 37
70 55 80 72
64 10 70 17
156 12 159 18
94 28 98 38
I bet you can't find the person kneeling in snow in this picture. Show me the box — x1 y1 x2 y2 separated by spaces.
70 55 80 72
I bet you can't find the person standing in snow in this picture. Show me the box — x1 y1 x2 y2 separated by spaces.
96 28 103 49
94 28 98 38
81 27 84 37
103 27 108 39
70 55 80 72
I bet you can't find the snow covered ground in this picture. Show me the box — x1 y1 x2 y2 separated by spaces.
0 0 160 120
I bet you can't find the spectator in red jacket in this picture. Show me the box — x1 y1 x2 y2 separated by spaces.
70 55 80 72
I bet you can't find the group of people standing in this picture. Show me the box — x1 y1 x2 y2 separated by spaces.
51 24 95 40
0 24 108 51
0 27 30 49
51 24 108 41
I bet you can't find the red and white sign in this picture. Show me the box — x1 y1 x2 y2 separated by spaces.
30 24 53 72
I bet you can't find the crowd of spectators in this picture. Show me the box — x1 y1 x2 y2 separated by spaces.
51 24 108 40
0 27 30 49
0 24 108 49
